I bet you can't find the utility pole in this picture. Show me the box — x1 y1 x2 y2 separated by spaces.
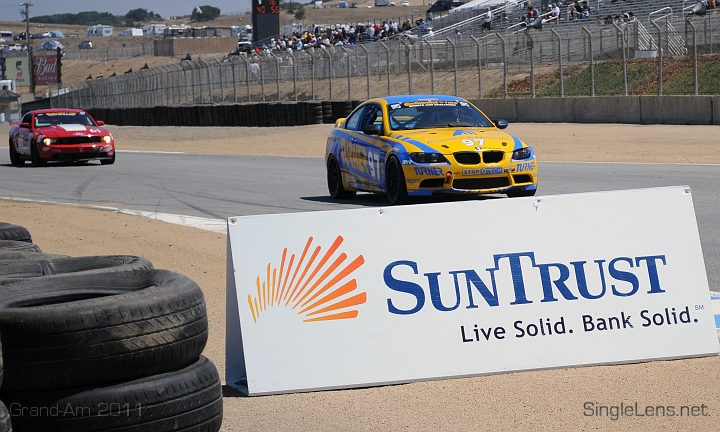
21 2 34 96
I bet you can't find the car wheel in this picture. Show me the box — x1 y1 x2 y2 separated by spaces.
9 140 24 166
30 141 46 167
386 156 408 205
100 152 115 165
327 156 356 199
506 187 537 198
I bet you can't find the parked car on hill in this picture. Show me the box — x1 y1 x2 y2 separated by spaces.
78 40 94 49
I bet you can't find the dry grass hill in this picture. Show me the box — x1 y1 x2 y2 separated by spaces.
1 0 433 95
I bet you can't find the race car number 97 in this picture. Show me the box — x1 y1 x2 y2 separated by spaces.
367 151 381 179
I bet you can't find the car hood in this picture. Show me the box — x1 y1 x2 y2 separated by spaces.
38 124 109 137
388 128 524 153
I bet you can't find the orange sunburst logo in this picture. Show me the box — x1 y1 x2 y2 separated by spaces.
247 235 366 323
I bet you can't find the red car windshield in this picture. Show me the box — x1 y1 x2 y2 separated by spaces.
34 112 95 128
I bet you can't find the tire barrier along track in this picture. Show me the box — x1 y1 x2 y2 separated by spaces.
3 356 223 432
0 269 208 392
0 223 32 243
0 241 41 253
86 100 363 128
0 255 154 285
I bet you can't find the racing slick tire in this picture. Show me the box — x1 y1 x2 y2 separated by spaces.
9 140 24 166
0 400 10 432
327 156 356 199
0 269 208 392
4 356 223 432
385 156 408 205
0 255 153 284
0 240 41 253
0 222 32 242
506 188 537 198
30 141 45 167
100 152 115 165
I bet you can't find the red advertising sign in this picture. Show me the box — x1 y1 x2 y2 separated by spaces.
34 55 59 85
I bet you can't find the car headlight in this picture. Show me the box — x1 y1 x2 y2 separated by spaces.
408 152 448 164
512 147 532 160
102 135 112 144
42 138 56 145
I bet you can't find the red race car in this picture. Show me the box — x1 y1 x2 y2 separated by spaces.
9 108 115 167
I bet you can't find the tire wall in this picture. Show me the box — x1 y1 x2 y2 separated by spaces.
21 96 720 126
23 100 363 127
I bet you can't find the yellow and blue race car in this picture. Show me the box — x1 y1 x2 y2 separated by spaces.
325 95 538 204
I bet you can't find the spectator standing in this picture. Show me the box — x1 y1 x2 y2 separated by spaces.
482 8 492 32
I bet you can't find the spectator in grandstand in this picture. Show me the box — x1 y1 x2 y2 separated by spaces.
482 8 493 32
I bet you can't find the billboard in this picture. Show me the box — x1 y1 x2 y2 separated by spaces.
5 57 29 87
34 54 59 86
226 186 720 395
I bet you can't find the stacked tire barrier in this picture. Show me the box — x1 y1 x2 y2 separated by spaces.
79 100 362 127
0 222 222 432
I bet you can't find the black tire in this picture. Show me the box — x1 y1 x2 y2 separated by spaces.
30 141 45 167
506 188 537 198
4 356 222 432
0 251 68 262
0 400 10 432
100 152 115 165
0 269 208 391
9 140 24 166
0 254 153 285
327 156 356 199
385 156 408 205
0 240 41 253
0 223 32 242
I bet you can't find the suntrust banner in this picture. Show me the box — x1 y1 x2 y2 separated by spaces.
226 186 719 396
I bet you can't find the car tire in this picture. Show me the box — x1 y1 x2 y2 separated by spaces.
0 269 208 391
0 222 32 242
0 240 41 253
506 188 537 198
0 400 10 432
4 356 222 432
385 156 408 205
9 140 24 166
0 251 68 262
0 254 153 283
327 156 356 199
100 152 115 165
30 141 45 167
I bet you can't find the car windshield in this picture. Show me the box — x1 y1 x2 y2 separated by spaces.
34 112 95 127
387 100 494 131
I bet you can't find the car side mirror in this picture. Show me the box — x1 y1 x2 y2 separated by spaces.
362 124 381 135
20 122 30 129
335 118 345 128
493 119 508 129
96 120 105 126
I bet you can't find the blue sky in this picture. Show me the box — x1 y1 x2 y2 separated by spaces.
0 1 253 20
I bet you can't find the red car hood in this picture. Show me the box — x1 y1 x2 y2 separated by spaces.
38 124 109 138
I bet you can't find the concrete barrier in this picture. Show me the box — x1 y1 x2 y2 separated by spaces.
640 95 713 125
517 98 576 123
471 99 517 122
573 96 641 123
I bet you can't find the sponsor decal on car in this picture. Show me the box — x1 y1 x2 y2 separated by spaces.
462 167 503 176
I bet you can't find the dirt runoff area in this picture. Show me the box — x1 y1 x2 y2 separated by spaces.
2 122 720 431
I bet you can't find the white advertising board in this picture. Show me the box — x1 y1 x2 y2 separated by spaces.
226 186 719 396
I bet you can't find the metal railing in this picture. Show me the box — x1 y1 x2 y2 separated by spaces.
47 7 720 107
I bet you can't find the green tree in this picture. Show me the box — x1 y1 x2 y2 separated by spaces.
191 5 221 22
294 6 305 20
125 8 160 22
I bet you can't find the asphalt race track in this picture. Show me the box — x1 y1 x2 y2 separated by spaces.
1 150 718 291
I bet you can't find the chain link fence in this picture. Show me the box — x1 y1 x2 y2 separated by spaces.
48 10 720 109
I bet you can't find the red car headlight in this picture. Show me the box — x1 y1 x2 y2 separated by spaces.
42 138 56 145
102 135 113 144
